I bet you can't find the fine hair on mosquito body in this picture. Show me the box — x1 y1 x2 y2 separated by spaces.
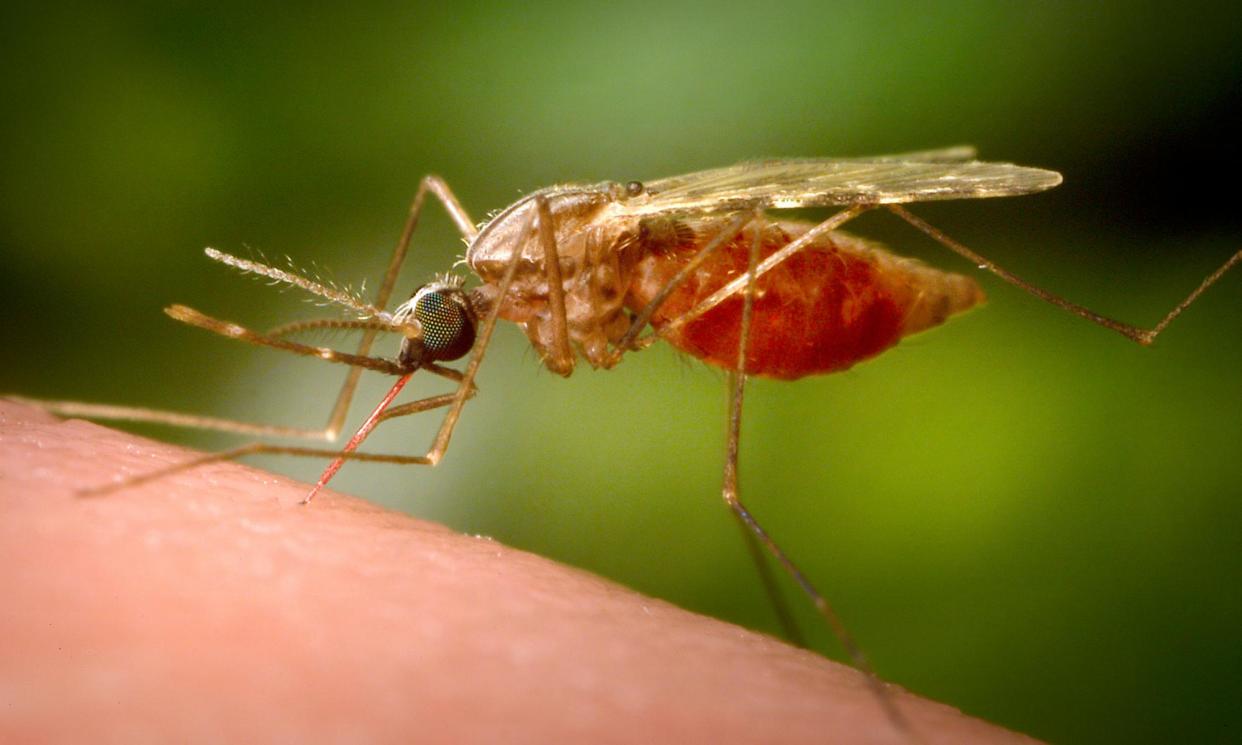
15 145 1242 736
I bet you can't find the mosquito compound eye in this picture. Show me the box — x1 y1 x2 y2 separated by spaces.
625 180 644 197
398 285 476 369
415 288 475 360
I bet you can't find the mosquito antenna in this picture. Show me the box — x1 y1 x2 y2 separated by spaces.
205 248 392 321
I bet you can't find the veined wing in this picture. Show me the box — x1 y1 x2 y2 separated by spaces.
626 154 1061 217
817 144 978 163
627 146 978 200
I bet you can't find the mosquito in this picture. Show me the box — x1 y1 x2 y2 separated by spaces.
16 146 1241 734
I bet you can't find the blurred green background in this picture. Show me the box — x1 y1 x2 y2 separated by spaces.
3 2 1240 742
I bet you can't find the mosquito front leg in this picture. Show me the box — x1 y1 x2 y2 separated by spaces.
63 303 482 496
78 384 478 498
324 176 479 439
6 396 338 441
10 309 411 441
887 204 1242 346
416 200 533 467
302 192 540 503
12 177 480 445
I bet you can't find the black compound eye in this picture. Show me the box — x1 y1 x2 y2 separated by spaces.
413 287 475 361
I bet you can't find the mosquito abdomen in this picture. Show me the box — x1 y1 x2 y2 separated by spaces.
627 218 985 380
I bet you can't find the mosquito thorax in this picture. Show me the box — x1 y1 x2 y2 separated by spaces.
394 280 477 370
466 182 648 276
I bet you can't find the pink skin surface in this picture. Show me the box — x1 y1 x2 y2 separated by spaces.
0 401 1041 744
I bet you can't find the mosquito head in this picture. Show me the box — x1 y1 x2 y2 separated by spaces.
392 277 477 371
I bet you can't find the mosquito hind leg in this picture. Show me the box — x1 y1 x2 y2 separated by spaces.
717 210 908 732
887 204 1242 346
733 519 806 648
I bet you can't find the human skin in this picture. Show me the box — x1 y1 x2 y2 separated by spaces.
0 401 1040 744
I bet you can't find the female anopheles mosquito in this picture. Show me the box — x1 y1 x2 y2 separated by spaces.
18 146 1241 733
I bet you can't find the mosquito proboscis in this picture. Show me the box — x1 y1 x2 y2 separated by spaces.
14 145 1241 736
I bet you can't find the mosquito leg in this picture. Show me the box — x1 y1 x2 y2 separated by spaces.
75 374 480 498
719 209 908 732
125 202 527 503
532 195 575 376
377 388 473 423
717 211 806 648
323 176 479 439
9 397 345 441
659 204 871 337
602 213 750 366
734 519 806 648
302 192 538 502
14 177 479 444
887 204 1242 346
720 398 908 732
13 311 465 440
406 201 533 468
13 308 407 440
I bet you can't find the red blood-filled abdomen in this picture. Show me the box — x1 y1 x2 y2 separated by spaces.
624 217 985 380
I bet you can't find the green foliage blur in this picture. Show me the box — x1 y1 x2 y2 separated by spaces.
3 3 1240 742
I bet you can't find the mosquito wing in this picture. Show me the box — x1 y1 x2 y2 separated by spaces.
625 152 1061 217
816 145 979 163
